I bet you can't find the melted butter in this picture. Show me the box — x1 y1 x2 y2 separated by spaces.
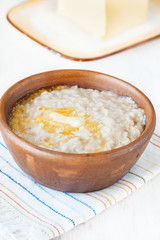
44 137 61 149
37 107 80 135
34 107 81 134
35 107 102 136
9 85 106 153
60 126 79 135
9 106 31 133
12 85 69 110
52 85 69 91
39 106 78 117
84 113 102 134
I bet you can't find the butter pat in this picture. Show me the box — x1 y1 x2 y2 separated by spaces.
57 0 106 38
106 0 149 38
57 0 149 38
49 112 84 128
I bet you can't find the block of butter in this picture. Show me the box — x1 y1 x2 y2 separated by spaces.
57 0 149 38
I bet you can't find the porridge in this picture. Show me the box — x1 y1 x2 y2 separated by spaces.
9 85 145 153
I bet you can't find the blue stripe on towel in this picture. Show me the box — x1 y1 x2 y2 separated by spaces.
0 142 97 216
0 169 75 227
64 192 96 215
0 142 8 150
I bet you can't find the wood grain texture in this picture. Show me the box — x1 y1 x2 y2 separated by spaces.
0 70 156 192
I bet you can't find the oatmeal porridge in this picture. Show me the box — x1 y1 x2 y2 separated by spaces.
9 85 145 153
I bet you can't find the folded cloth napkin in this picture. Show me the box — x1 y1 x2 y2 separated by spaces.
0 124 160 240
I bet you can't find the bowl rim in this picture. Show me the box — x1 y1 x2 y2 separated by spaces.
0 69 156 159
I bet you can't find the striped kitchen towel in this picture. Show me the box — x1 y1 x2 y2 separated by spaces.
0 123 160 240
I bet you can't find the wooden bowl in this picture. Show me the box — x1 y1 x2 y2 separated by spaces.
0 70 156 192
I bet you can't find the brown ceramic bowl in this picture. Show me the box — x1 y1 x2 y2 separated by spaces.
0 70 156 192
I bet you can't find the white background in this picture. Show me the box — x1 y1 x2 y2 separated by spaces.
1 1 160 240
